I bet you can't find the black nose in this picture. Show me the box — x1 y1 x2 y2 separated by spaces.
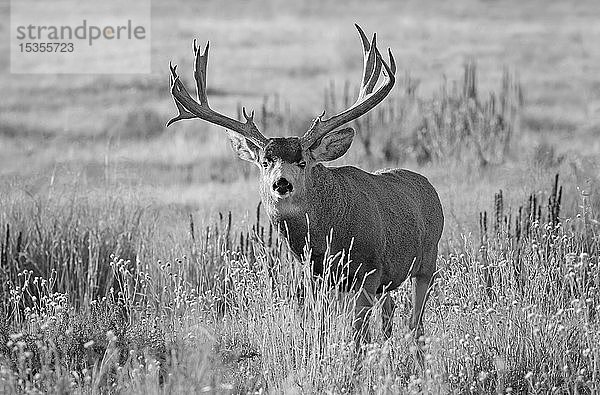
272 177 293 195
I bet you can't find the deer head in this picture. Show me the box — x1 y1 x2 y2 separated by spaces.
167 25 396 217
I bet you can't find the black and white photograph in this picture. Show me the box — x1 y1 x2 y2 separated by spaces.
2 0 600 393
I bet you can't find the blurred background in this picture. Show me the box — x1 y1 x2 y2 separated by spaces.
1 0 600 234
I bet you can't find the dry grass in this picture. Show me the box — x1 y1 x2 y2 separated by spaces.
0 174 599 393
2 0 600 392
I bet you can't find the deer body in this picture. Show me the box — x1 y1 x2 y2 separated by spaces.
167 25 444 342
264 164 443 295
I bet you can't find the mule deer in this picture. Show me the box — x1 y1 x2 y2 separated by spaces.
167 25 444 342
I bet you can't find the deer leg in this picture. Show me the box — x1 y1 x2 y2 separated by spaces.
410 274 432 340
381 292 395 340
354 289 376 345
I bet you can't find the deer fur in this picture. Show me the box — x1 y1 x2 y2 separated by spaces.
167 25 444 342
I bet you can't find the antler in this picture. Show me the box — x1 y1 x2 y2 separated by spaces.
167 40 268 148
301 24 396 150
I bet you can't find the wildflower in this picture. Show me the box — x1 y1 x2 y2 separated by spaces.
9 333 23 341
106 330 117 342
565 253 577 264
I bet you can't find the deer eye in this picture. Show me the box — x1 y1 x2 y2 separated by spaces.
297 161 306 169
261 157 274 168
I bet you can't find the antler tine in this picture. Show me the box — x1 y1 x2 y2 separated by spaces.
194 40 209 105
355 24 395 94
362 34 383 97
166 63 195 127
301 25 396 150
166 40 268 148
386 47 397 76
355 25 374 87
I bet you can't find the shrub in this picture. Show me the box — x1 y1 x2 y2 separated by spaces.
321 62 523 167
415 62 522 166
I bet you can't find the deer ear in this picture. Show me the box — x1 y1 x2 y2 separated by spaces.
308 127 354 162
227 131 261 164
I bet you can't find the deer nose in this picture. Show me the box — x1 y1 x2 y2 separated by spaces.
273 177 293 195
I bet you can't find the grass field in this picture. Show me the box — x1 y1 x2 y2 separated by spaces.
1 0 600 393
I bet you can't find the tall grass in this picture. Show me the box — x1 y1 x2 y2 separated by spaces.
0 172 598 393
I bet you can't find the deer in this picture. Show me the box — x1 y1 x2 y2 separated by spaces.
166 25 444 343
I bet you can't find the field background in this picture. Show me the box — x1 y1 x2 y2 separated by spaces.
1 0 600 393
2 0 600 225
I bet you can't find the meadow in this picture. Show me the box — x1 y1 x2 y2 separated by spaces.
1 0 600 393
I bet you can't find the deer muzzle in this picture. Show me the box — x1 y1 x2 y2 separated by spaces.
273 177 293 197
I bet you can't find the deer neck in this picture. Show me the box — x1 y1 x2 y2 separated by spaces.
262 164 344 256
